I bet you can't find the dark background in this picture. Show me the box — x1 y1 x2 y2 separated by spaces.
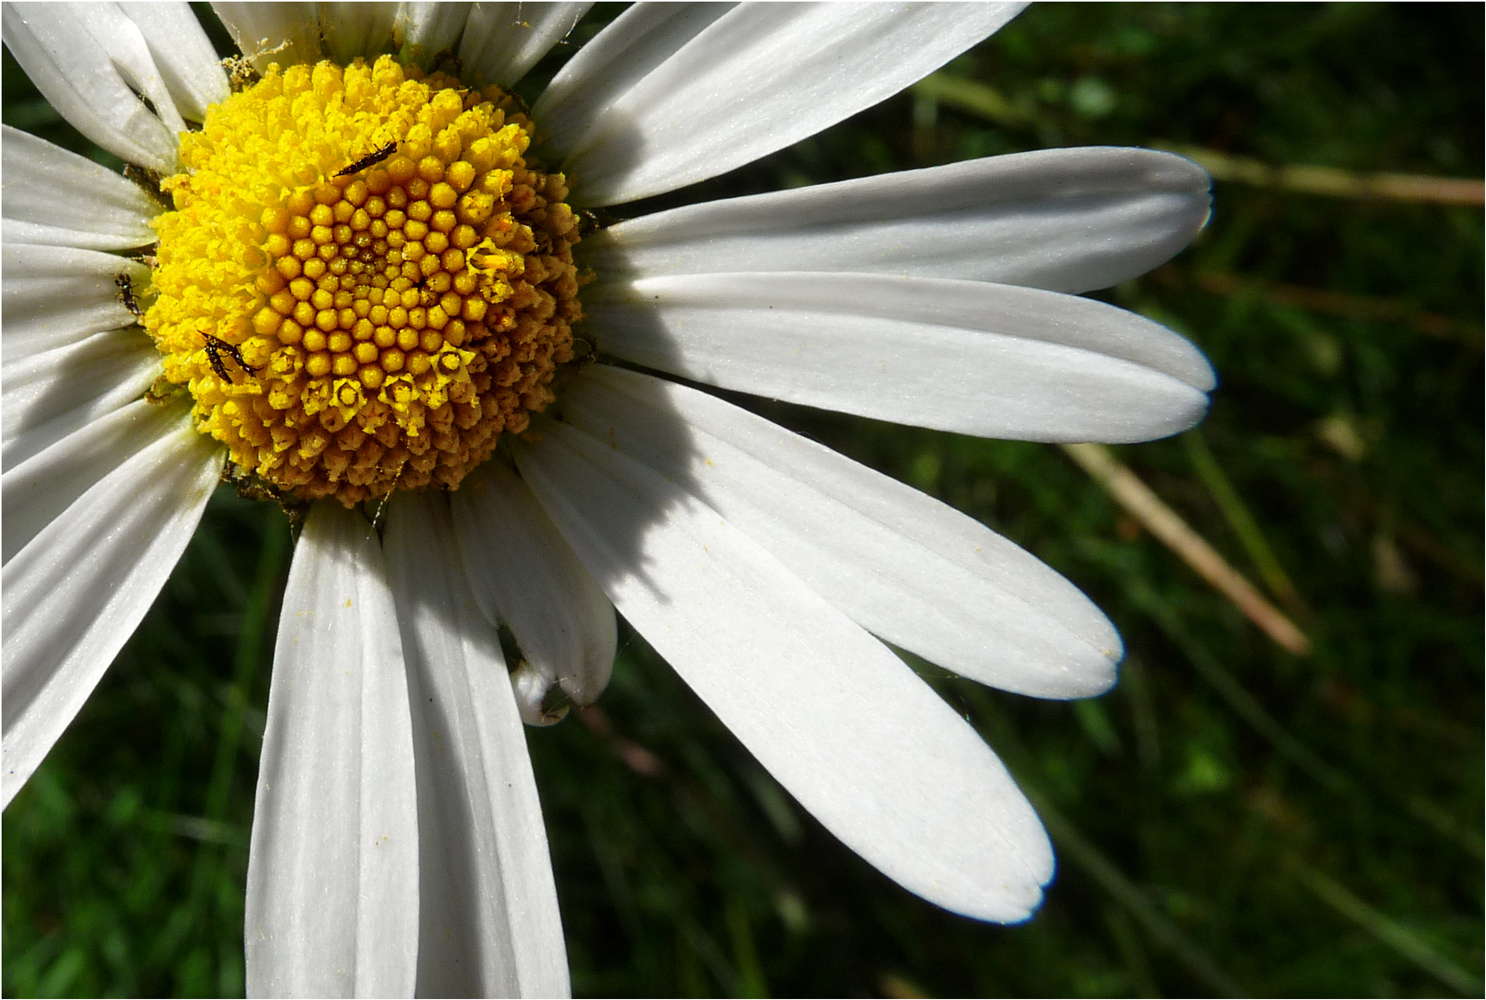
4 4 1482 996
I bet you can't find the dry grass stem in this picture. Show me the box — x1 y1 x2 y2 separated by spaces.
1062 442 1313 655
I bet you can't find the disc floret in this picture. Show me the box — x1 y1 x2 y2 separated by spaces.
145 56 582 505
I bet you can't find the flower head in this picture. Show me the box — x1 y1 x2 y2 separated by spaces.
147 55 584 504
2 3 1213 995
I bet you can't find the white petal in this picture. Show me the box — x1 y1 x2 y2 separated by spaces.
384 492 570 998
515 420 1053 921
392 1 469 63
245 503 419 999
588 272 1213 443
2 397 187 564
1 126 161 251
2 243 150 360
212 1 322 70
450 460 615 723
1 416 218 806
1 2 183 172
536 2 1024 206
588 147 1211 294
318 2 398 65
122 2 231 122
2 330 161 470
458 3 593 87
557 366 1119 698
533 3 735 151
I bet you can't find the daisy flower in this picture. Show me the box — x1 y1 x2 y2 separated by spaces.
1 2 1214 995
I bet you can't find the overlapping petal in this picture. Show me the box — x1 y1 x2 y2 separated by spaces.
122 2 230 123
317 2 397 65
1 1 184 172
556 365 1120 697
212 1 321 70
515 419 1055 922
450 461 616 724
2 243 150 360
587 271 1212 443
245 504 419 999
1 126 161 251
1 415 219 806
391 1 470 61
537 2 1024 206
2 398 187 563
2 329 163 470
386 493 570 998
458 2 594 87
532 4 735 158
587 147 1211 294
0 0 1225 965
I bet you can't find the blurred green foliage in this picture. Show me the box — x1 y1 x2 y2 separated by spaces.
3 4 1482 997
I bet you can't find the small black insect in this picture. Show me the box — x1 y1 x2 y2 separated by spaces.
115 273 142 317
203 334 262 382
335 141 398 178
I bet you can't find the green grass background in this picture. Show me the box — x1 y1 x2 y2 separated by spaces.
3 4 1481 996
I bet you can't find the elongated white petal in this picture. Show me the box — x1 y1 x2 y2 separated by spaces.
2 2 183 172
533 3 735 149
385 492 570 998
1 126 160 250
2 243 150 361
536 2 1022 206
318 2 398 64
2 330 161 470
393 2 468 62
458 3 593 87
558 366 1118 697
588 272 1213 443
1 417 218 806
2 397 187 564
122 3 230 122
515 420 1053 921
212 1 321 70
450 461 615 723
246 503 419 999
589 147 1211 294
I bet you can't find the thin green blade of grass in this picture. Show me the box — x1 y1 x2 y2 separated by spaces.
1020 785 1248 999
1182 429 1308 614
1124 579 1353 796
1287 857 1483 995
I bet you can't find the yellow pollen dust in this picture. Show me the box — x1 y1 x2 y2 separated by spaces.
145 56 581 505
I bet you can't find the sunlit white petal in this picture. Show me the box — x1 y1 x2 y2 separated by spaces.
386 492 570 998
589 147 1211 294
122 2 231 122
515 420 1055 922
245 504 419 999
533 3 734 154
2 397 187 564
451 461 616 722
212 1 321 70
1 126 160 251
1 416 218 807
1 2 182 171
2 330 162 470
458 2 593 87
539 2 1023 206
558 366 1120 697
588 271 1212 443
2 243 150 360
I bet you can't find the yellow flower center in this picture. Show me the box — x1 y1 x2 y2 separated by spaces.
144 56 582 506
